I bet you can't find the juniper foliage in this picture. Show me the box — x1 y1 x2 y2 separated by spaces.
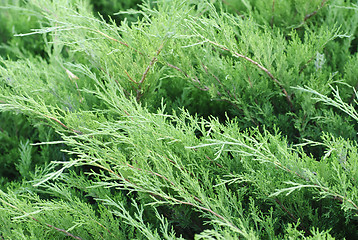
0 0 357 239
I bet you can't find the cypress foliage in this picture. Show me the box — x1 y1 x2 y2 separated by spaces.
0 0 357 239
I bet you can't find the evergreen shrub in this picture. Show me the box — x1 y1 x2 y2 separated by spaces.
0 0 357 239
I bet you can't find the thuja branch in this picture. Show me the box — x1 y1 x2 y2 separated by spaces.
0 198 83 240
150 150 204 183
273 197 312 235
93 29 147 57
95 30 134 52
273 160 358 212
207 40 294 111
201 63 238 101
44 115 82 134
166 63 210 91
126 163 203 204
348 83 358 105
164 195 243 234
98 158 240 233
295 0 329 28
270 0 275 28
140 42 165 85
304 0 328 22
136 42 165 101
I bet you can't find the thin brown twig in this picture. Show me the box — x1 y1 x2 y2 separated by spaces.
299 55 315 74
295 0 329 29
94 30 148 57
273 198 312 235
94 221 113 237
270 0 275 28
304 0 328 22
124 70 138 84
0 199 83 240
139 42 165 85
207 40 294 111
91 29 159 101
44 115 69 129
44 115 83 134
139 57 158 85
166 63 191 79
202 63 237 101
95 30 132 51
136 42 165 101
166 63 210 91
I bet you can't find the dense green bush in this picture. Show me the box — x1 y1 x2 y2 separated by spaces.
0 0 357 239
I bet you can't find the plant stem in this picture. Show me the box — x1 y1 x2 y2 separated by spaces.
207 40 294 111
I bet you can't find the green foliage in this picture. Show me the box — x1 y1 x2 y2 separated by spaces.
0 0 357 239
0 0 46 58
91 0 143 24
0 111 62 188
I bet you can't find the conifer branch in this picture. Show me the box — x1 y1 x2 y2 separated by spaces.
1 0 357 238
152 150 203 183
304 0 328 22
163 195 243 234
44 115 69 129
348 83 358 105
99 157 239 232
126 163 203 204
94 30 130 49
166 62 210 91
124 69 138 84
299 55 315 74
207 40 294 111
203 64 238 101
136 42 165 101
270 0 275 28
44 115 83 134
0 198 83 240
273 198 312 236
94 29 146 56
295 0 329 28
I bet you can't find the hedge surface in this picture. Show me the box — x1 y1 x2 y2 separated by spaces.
0 0 357 239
